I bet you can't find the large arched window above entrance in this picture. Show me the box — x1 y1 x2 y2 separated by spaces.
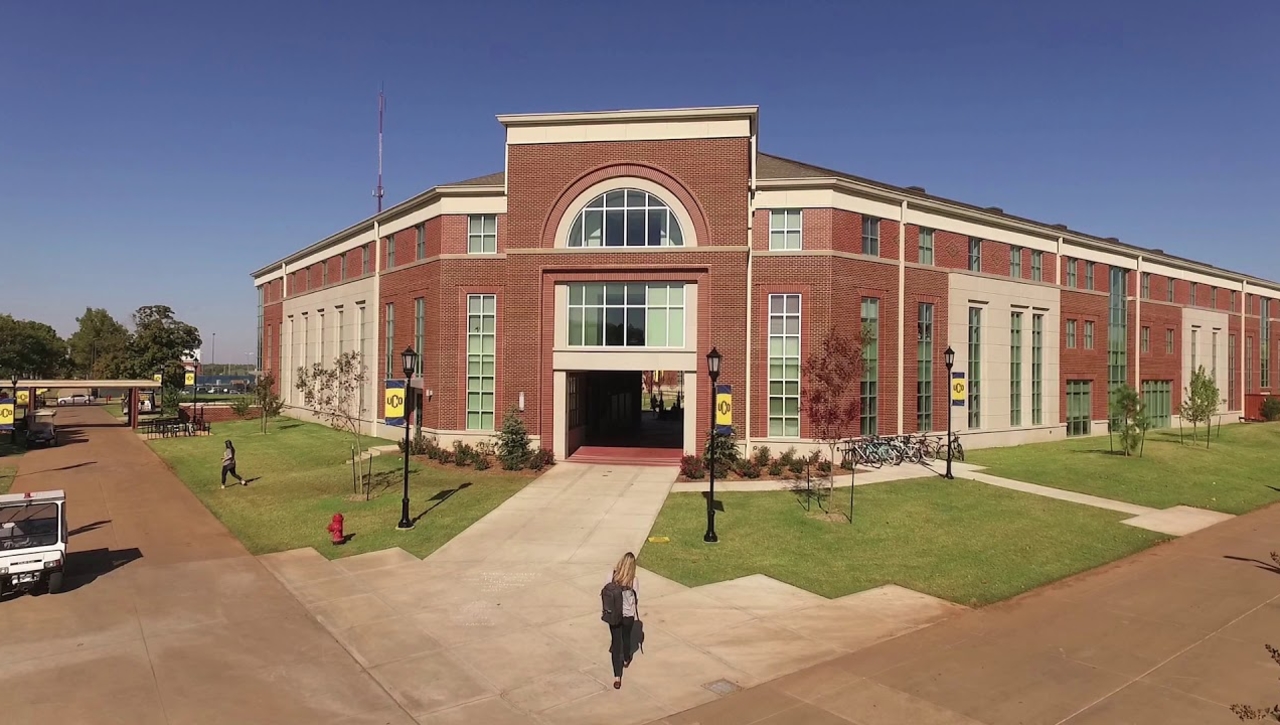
566 189 685 248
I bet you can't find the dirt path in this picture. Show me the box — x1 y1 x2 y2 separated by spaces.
0 406 412 725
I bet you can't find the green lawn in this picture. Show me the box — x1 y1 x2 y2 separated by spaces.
640 478 1166 607
0 440 20 495
967 422 1280 514
149 418 533 559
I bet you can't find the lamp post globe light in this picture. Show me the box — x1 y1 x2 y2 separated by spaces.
397 346 419 531
703 347 722 544
943 346 955 480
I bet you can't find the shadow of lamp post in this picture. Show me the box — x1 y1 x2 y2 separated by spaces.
703 347 721 544
397 346 418 531
944 345 955 480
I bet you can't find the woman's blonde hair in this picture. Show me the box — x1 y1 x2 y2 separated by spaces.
612 552 637 588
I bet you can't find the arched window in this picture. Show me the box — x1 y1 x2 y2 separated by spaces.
566 189 684 248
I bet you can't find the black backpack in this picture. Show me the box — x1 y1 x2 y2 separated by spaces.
600 581 625 625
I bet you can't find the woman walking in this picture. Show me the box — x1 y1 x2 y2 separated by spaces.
221 440 248 488
602 552 640 689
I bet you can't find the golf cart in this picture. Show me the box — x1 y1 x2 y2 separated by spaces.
24 410 57 448
0 490 67 597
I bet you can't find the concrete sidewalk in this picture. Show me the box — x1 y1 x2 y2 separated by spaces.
652 499 1280 724
0 406 412 725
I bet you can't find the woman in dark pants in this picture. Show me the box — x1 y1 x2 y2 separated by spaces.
221 440 247 488
606 552 640 689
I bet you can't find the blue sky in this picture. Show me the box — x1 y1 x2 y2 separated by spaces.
3 0 1277 363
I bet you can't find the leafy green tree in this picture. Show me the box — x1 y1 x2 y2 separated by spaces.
0 314 68 378
1179 366 1221 448
295 351 369 495
496 406 532 470
68 308 131 378
1108 384 1151 457
252 372 285 434
123 305 201 404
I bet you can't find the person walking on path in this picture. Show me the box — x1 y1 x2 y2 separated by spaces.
221 440 248 488
601 552 640 690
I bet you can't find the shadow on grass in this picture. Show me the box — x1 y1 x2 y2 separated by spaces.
278 423 304 430
699 491 725 512
1224 555 1280 576
412 482 473 524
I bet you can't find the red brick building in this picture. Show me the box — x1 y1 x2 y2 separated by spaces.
252 106 1280 460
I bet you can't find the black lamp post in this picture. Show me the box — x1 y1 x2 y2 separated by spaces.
397 346 419 531
944 346 955 480
704 347 722 544
9 374 18 446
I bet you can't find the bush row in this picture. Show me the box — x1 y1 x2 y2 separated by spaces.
679 443 843 480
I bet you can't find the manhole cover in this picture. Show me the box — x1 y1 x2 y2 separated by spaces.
703 679 742 696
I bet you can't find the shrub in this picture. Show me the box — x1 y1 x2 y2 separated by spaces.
452 441 476 467
810 451 832 476
1262 397 1280 422
496 407 533 470
474 455 491 471
787 456 806 476
679 454 706 479
751 445 771 468
400 430 435 456
437 449 454 465
739 460 762 479
527 447 555 471
707 433 741 478
767 459 784 477
229 397 254 420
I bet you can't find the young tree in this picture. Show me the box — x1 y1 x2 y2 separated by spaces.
1179 366 1221 448
803 326 866 516
295 351 370 494
1108 384 1151 457
496 406 532 470
67 308 131 378
253 371 285 434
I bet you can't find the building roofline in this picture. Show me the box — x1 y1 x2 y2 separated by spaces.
496 105 759 127
757 152 1280 295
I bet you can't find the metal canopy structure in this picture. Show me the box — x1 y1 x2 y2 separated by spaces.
4 379 164 430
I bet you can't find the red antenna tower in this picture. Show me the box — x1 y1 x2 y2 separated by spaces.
373 85 385 213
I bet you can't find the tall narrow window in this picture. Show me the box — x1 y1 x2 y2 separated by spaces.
1142 272 1151 299
1066 319 1077 349
1085 262 1095 291
1141 326 1150 353
1032 314 1044 425
1066 381 1092 436
769 210 802 250
468 215 498 254
919 228 934 265
1230 333 1238 405
358 306 367 415
1084 320 1095 349
862 217 880 257
968 238 982 272
1031 250 1043 281
1262 300 1271 388
1212 330 1219 385
337 309 345 355
322 262 328 286
256 286 264 372
1168 279 1175 302
1010 246 1022 278
383 304 394 378
767 294 801 437
917 303 934 431
362 245 370 275
340 253 347 281
1010 312 1023 427
1108 267 1128 426
466 294 497 430
861 298 880 435
302 314 310 368
413 298 425 375
1231 290 1238 311
1191 328 1199 373
1247 336 1254 390
1066 258 1077 287
318 313 326 363
415 223 426 259
968 307 981 428
1191 284 1198 307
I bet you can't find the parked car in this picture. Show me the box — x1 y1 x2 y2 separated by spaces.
55 394 92 406
0 489 67 597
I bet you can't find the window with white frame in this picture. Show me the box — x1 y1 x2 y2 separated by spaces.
414 298 425 375
337 308 345 355
1010 246 1022 278
567 189 683 247
768 294 801 437
862 217 880 256
919 228 934 265
769 210 802 250
468 215 497 254
383 304 394 377
968 238 982 272
1031 250 1043 281
566 283 684 348
861 298 880 434
466 294 497 430
415 223 426 259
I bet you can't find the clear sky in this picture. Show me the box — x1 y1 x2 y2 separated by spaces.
3 1 1277 363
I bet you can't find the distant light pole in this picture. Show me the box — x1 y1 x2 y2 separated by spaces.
9 373 18 446
704 347 722 544
944 346 956 480
397 346 419 531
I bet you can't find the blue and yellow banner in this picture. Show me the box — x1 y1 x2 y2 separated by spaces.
184 372 195 387
15 390 29 406
951 372 967 406
0 398 13 431
384 380 406 426
714 384 733 436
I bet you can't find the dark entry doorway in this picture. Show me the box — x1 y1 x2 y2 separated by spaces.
566 371 684 463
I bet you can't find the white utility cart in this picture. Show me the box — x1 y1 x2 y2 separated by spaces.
0 490 67 597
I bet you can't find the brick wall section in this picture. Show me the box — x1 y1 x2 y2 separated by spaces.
262 302 283 394
1060 290 1110 421
904 266 950 432
1137 300 1182 397
935 231 969 271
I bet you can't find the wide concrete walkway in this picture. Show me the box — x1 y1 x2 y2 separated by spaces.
264 461 961 724
651 498 1280 724
0 406 412 725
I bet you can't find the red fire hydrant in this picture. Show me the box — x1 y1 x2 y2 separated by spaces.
327 513 345 545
